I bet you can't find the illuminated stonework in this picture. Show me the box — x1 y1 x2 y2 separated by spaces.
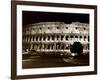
22 22 89 56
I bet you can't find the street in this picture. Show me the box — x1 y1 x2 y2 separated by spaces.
22 55 89 69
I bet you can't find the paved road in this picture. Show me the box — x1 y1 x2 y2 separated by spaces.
22 55 89 69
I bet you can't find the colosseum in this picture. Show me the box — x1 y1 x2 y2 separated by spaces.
22 22 89 57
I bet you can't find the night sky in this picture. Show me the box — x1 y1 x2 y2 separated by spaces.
22 11 89 28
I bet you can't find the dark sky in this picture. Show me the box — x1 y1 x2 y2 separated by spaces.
22 11 89 27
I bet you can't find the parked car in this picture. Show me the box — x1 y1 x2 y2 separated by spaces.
28 49 38 56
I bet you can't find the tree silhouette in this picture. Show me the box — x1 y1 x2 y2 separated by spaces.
70 42 83 55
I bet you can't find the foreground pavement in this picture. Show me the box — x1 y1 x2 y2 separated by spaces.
22 55 89 69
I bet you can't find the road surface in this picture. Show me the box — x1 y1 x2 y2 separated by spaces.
22 55 89 69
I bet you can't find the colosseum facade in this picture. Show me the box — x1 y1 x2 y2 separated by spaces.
22 22 89 56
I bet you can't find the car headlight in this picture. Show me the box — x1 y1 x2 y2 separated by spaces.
71 53 76 56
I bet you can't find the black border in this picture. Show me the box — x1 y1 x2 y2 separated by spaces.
11 1 97 80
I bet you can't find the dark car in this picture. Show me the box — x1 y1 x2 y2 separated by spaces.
28 49 38 56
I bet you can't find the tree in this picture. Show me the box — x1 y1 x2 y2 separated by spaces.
70 42 83 55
